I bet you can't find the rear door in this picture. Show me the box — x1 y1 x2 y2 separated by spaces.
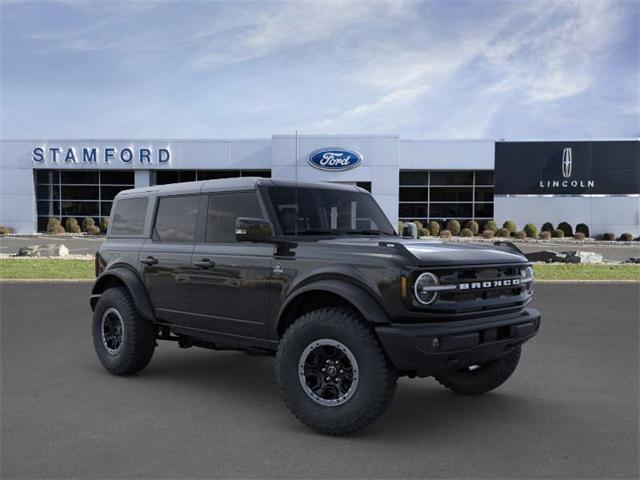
189 191 273 340
139 194 203 325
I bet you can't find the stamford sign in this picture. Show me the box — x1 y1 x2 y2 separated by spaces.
308 148 362 171
32 146 171 165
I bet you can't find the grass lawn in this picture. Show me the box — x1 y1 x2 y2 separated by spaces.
0 259 638 281
0 259 94 280
533 263 639 281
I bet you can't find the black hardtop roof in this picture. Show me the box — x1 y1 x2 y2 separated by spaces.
116 177 366 198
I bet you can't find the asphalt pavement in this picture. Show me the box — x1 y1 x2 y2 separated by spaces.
1 283 638 479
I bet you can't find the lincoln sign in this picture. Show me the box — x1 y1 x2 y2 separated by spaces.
494 140 639 196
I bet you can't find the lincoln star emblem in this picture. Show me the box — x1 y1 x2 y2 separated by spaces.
561 147 572 178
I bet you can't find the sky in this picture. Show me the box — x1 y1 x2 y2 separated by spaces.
1 0 638 140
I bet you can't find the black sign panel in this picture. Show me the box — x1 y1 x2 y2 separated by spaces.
495 141 640 195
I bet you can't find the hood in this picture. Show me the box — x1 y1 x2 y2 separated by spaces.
316 236 527 267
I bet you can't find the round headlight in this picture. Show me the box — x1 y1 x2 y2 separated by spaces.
521 266 534 292
414 272 440 305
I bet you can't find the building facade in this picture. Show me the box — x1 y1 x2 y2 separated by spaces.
1 136 638 236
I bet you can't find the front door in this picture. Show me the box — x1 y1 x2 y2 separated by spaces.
139 194 202 325
188 191 273 340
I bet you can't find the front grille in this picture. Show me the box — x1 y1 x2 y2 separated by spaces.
418 264 532 318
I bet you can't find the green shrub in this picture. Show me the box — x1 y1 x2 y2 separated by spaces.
574 232 586 240
575 223 590 238
65 217 81 234
599 232 615 241
86 225 101 235
502 220 517 235
523 223 538 238
50 225 65 235
464 220 479 235
440 229 452 239
460 228 473 237
484 220 497 232
481 229 495 239
496 228 510 238
412 220 425 237
515 231 527 240
0 224 13 234
427 220 441 236
618 233 633 242
100 217 109 232
421 227 431 237
539 231 551 240
397 221 405 235
445 219 461 236
82 217 96 231
552 229 565 238
541 222 554 233
557 221 573 237
46 218 62 233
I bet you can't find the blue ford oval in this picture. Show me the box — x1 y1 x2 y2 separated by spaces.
307 148 362 171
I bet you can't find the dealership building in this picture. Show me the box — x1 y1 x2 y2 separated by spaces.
0 136 638 236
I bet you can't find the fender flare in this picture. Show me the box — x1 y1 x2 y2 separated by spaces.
90 266 155 321
277 279 390 334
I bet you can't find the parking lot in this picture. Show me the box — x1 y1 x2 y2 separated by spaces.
1 282 638 479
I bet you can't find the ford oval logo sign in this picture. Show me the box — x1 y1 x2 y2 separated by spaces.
308 148 362 171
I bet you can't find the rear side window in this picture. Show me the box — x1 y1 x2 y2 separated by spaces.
206 192 263 243
153 195 200 243
110 197 148 236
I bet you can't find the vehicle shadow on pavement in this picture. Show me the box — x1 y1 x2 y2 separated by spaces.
95 346 547 439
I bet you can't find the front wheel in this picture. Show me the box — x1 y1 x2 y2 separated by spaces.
275 307 398 435
434 347 521 395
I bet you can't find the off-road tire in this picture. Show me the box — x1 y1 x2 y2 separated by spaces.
92 287 156 375
434 347 521 395
275 307 398 435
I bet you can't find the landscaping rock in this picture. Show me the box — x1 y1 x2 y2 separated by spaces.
624 257 640 264
17 246 39 257
525 250 566 263
16 244 69 258
562 251 604 264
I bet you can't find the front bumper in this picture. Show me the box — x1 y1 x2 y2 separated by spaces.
375 308 541 376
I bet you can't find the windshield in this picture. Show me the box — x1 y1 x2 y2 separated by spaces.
267 186 395 236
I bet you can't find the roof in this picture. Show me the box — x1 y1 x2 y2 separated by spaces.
116 177 365 198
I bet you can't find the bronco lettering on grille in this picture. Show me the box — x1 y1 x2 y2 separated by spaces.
458 278 521 290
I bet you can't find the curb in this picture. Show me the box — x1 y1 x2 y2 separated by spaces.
534 279 639 283
0 279 94 283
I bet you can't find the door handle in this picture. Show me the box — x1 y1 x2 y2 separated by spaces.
193 259 215 269
141 256 158 266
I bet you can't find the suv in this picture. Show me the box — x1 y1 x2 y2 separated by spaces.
91 178 540 435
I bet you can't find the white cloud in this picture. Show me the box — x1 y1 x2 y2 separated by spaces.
192 1 412 70
482 0 621 103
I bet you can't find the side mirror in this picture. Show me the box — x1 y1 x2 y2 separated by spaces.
402 223 418 239
235 217 274 242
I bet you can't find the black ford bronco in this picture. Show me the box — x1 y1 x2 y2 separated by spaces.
91 178 540 435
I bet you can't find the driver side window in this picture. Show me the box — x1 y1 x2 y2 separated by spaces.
206 191 263 243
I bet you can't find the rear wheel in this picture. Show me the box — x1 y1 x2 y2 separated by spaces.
92 287 156 375
434 347 521 395
275 307 397 435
